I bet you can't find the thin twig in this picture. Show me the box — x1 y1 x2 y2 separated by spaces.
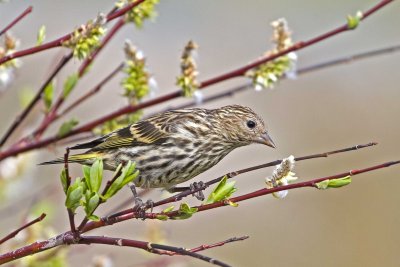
0 213 46 245
150 243 231 267
297 44 400 75
80 236 232 267
64 148 76 233
0 53 73 147
0 6 33 36
168 236 249 255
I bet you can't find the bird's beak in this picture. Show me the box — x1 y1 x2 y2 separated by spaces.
255 132 276 148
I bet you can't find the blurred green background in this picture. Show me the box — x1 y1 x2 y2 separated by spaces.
0 0 399 266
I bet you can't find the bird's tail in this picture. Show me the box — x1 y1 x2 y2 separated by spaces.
39 152 102 166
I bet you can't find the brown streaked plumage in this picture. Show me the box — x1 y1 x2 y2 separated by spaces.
41 105 275 190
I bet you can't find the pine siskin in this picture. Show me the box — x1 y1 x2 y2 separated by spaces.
41 105 275 191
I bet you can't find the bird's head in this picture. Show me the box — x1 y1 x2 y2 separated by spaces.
213 105 276 148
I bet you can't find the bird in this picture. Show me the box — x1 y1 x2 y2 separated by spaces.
41 105 275 198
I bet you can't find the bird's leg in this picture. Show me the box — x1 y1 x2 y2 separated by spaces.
129 183 153 219
168 181 206 201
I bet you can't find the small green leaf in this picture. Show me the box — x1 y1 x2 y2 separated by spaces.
66 184 83 212
85 192 100 216
103 162 139 200
205 176 237 204
156 215 169 221
63 73 79 98
57 118 79 137
43 80 54 111
315 176 352 190
60 168 68 194
82 165 91 190
89 159 103 193
36 25 46 45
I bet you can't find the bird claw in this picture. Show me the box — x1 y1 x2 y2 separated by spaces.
129 183 153 220
190 181 205 201
133 199 154 220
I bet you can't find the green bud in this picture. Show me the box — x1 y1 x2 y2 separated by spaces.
162 206 175 213
315 176 352 190
43 80 54 111
347 11 363 30
36 25 46 45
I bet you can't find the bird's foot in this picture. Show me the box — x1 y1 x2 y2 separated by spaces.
129 183 153 220
189 181 205 201
167 181 206 201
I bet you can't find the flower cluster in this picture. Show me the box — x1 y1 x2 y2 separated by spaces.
265 155 297 199
176 40 199 97
122 40 152 103
116 0 159 28
246 18 297 90
62 13 106 60
0 33 20 91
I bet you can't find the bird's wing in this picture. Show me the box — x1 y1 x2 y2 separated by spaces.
70 119 170 151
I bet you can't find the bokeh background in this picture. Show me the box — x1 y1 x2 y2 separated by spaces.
0 0 399 266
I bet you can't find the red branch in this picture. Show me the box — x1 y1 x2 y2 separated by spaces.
0 6 33 36
0 0 145 65
0 213 46 245
0 0 392 161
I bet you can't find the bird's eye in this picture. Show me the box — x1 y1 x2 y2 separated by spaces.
246 120 256 129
